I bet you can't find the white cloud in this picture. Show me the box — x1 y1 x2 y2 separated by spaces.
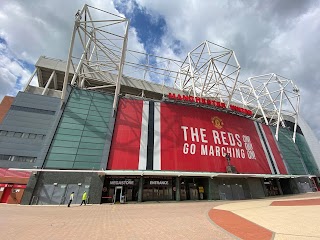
135 0 320 140
0 0 146 100
0 0 319 140
0 45 32 100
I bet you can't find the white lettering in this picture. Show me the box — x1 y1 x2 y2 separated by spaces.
209 145 214 156
201 145 208 155
221 131 228 145
235 134 242 147
221 147 226 156
190 127 199 142
200 128 208 143
235 148 241 158
150 181 169 185
183 143 189 154
228 132 236 146
212 130 221 144
181 126 188 141
215 146 221 156
241 149 246 158
190 144 196 154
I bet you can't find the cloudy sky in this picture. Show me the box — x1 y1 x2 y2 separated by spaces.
0 0 319 139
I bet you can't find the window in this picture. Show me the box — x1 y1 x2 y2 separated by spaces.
13 132 23 138
0 130 8 136
0 154 11 161
6 131 15 137
0 154 36 163
10 105 55 115
22 133 29 138
36 134 45 140
28 133 36 139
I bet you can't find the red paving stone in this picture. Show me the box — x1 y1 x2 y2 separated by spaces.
208 209 274 240
270 198 320 206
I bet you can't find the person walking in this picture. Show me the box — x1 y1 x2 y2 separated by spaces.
68 192 74 207
80 191 87 206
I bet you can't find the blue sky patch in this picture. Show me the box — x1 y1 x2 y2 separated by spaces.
114 0 166 53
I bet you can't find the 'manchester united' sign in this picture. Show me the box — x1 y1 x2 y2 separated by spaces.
168 93 253 116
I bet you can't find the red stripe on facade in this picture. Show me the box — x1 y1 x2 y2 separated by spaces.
107 99 143 170
261 125 288 174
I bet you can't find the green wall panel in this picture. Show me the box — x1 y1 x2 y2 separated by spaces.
80 136 106 144
73 162 100 169
272 127 307 175
75 155 101 162
51 140 80 148
46 153 76 161
78 142 105 150
46 161 74 168
44 88 114 170
56 128 83 136
49 147 78 155
295 133 319 175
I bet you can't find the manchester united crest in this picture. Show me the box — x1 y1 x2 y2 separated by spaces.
211 116 223 129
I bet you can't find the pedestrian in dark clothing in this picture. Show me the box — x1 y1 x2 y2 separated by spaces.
68 192 74 207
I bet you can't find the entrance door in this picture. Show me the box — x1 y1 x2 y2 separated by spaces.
51 185 67 205
38 184 55 205
0 187 12 203
76 185 90 204
231 184 245 200
189 188 199 200
114 186 122 203
63 184 80 205
218 184 233 200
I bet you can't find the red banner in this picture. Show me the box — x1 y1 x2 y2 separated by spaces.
107 99 143 170
160 103 271 173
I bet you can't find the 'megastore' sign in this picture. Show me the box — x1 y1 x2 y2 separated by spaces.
168 93 252 116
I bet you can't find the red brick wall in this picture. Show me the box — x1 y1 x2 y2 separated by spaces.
0 96 14 124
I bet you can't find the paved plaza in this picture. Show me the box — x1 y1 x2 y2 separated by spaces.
1 192 320 240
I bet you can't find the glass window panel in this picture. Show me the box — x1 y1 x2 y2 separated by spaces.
46 153 76 161
73 162 100 170
78 142 105 150
49 147 78 155
7 131 14 137
55 134 81 142
29 133 36 139
13 132 23 138
0 130 7 136
45 161 74 169
75 155 101 162
77 149 103 156
22 133 29 138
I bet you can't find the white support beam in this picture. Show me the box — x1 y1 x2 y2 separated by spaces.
112 20 129 116
53 71 58 90
23 68 37 92
61 5 86 102
275 89 284 141
292 93 300 142
42 71 55 95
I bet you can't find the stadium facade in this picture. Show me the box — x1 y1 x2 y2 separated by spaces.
0 5 319 205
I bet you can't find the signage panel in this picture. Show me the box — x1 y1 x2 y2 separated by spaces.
160 102 272 173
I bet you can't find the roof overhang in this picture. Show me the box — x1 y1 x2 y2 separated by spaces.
8 168 316 179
